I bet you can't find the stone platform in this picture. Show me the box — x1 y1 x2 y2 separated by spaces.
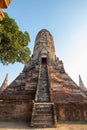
0 122 87 130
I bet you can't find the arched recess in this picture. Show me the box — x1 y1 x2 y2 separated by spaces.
40 48 48 64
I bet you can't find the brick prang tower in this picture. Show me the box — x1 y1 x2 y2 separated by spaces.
0 29 87 128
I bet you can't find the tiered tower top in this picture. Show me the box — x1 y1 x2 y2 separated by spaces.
32 29 56 64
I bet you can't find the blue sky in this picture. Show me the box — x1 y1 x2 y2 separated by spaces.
0 0 87 87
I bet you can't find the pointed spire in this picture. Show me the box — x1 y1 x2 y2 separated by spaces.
79 75 87 91
1 73 8 92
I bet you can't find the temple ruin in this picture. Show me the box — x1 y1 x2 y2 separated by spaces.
0 29 87 128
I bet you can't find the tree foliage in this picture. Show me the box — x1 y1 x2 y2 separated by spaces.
0 12 31 65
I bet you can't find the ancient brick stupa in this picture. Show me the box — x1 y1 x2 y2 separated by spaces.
0 29 87 128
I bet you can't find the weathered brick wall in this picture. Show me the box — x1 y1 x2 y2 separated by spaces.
0 100 32 122
55 103 87 122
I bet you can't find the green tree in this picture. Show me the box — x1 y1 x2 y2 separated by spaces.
0 12 31 65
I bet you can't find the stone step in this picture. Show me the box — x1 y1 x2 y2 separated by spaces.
38 92 48 94
35 104 53 108
32 119 54 124
31 122 54 128
34 108 52 111
35 107 52 111
40 76 47 78
38 96 49 99
32 114 53 119
32 115 53 119
34 111 53 114
38 99 50 102
40 74 47 76
32 119 54 123
38 88 48 90
35 103 53 105
38 91 49 93
34 105 53 108
32 114 53 117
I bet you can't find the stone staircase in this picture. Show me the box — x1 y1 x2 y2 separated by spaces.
35 65 50 102
31 102 56 128
31 64 57 128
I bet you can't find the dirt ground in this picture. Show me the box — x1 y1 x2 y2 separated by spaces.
57 123 87 130
0 121 87 130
